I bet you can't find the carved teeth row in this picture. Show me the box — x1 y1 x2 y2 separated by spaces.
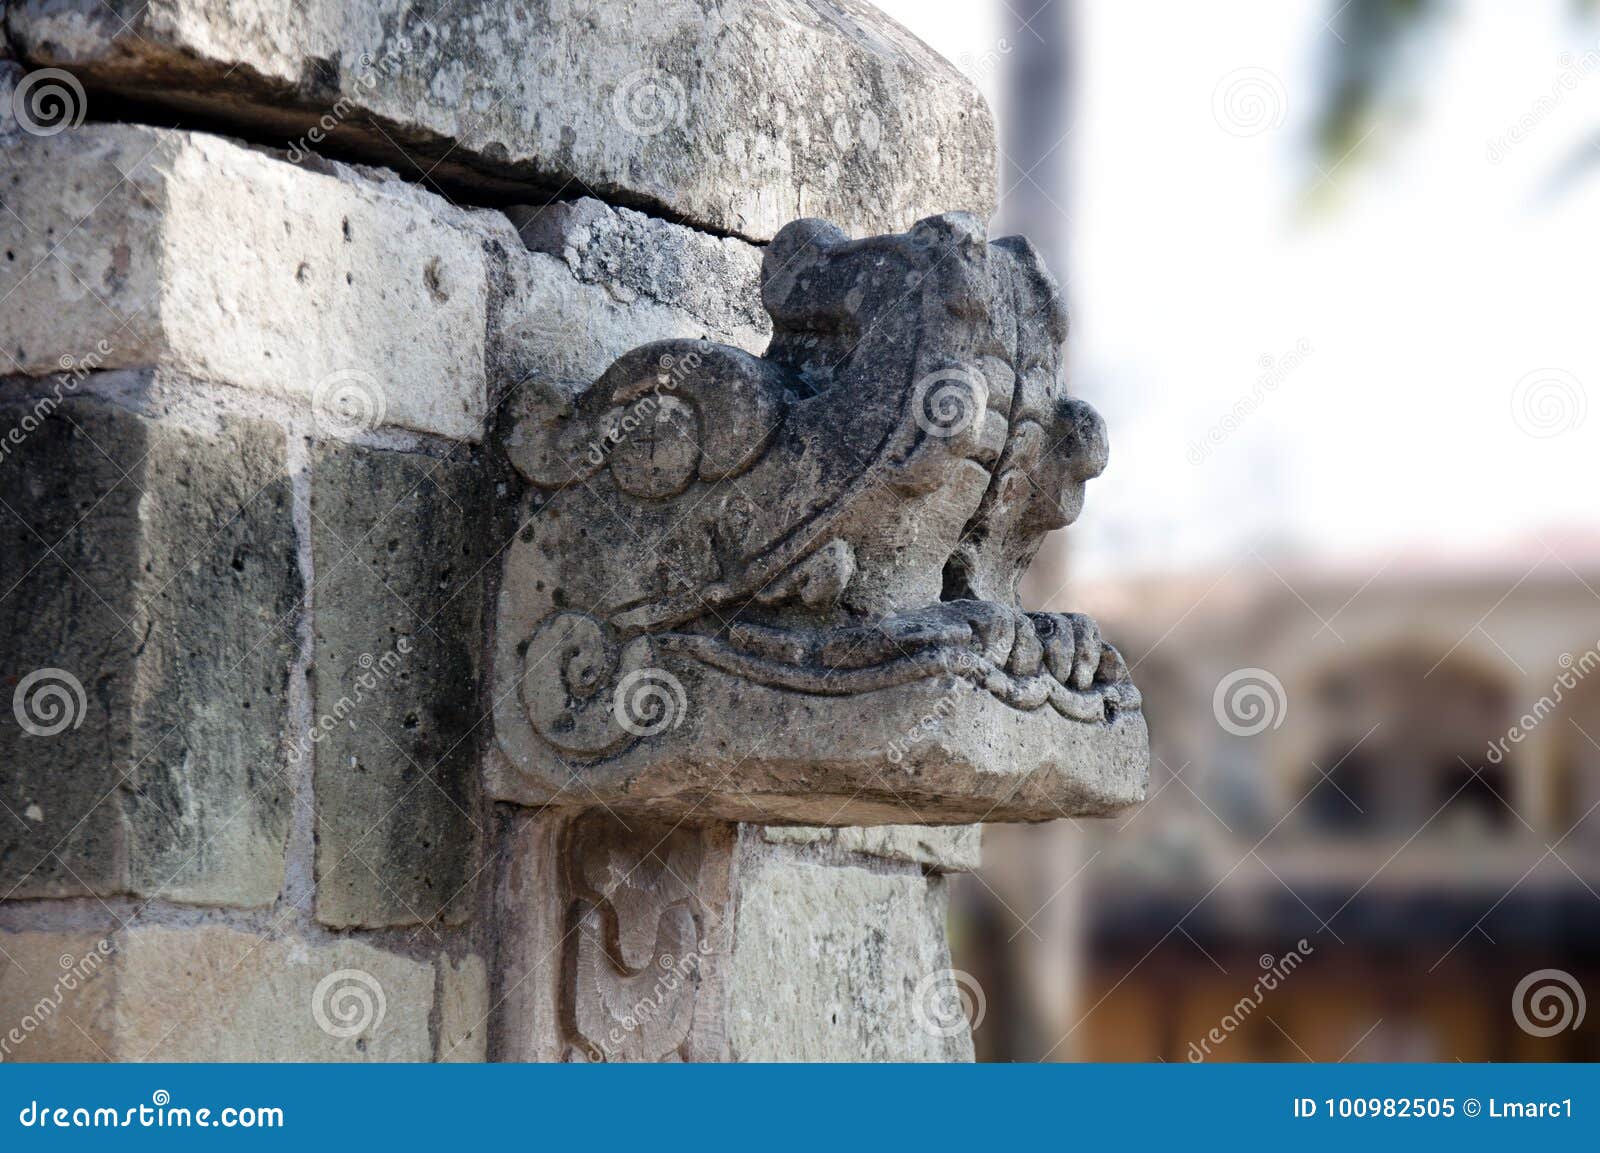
729 601 1133 697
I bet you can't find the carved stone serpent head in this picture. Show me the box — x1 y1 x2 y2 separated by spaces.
490 213 1148 824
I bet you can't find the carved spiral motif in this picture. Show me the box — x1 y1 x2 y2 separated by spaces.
522 613 660 756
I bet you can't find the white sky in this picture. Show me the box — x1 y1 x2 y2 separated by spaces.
872 1 1600 580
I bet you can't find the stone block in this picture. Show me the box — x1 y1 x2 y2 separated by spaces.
0 931 117 1061
0 124 489 439
7 0 997 242
0 391 299 905
436 954 487 1061
112 926 436 1061
761 824 982 872
309 441 485 929
728 850 973 1061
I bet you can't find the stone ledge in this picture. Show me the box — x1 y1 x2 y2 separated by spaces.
7 0 996 242
760 825 982 873
0 124 490 440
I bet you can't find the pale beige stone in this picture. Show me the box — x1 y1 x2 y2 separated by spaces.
0 125 490 439
436 955 488 1062
0 932 117 1062
728 852 973 1061
113 926 434 1061
761 825 982 872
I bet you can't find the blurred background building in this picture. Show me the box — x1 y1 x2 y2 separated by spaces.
871 0 1600 1061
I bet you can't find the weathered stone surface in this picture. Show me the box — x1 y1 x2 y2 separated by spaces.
0 62 20 133
489 212 1147 823
436 954 488 1062
7 0 997 242
507 199 766 342
0 392 299 905
309 441 485 929
728 847 973 1061
492 810 735 1062
489 205 769 406
0 931 117 1061
761 824 982 872
113 926 436 1061
0 125 489 439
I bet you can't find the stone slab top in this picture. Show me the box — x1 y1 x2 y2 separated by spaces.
7 0 998 242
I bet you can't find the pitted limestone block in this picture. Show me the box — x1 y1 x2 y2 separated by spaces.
728 848 972 1061
761 825 981 873
0 932 117 1062
0 62 19 132
489 213 1148 824
309 442 485 929
0 392 299 905
113 926 447 1061
7 0 996 242
507 199 767 342
0 124 489 439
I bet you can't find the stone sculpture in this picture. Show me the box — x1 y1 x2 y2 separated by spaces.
491 212 1147 824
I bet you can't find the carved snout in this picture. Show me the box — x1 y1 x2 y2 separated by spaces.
1039 396 1109 530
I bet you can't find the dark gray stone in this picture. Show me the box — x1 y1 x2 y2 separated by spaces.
309 441 486 928
0 391 300 904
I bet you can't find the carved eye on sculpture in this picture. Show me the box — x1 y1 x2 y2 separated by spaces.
603 395 701 499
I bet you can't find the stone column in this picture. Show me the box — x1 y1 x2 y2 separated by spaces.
0 0 1144 1061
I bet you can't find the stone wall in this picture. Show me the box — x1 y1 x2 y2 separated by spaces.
0 1 997 1061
